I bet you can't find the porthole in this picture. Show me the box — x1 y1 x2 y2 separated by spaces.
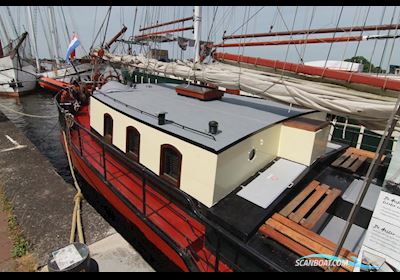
249 148 256 161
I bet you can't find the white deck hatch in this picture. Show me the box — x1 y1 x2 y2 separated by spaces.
236 158 307 209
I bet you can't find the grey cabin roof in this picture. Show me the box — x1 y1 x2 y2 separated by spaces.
92 81 313 153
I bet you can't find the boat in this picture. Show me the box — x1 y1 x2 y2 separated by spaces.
38 59 94 84
41 6 400 272
46 75 396 272
0 32 37 97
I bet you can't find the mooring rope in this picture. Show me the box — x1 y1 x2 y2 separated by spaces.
62 127 85 244
0 103 59 119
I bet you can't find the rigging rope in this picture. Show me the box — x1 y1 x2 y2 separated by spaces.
368 6 387 73
60 6 71 46
90 6 112 51
347 6 371 82
383 11 400 88
321 6 344 77
338 6 360 69
38 7 54 61
281 6 299 80
296 6 316 70
376 6 397 76
276 7 304 63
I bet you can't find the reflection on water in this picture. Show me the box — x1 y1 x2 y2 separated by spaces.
0 90 72 183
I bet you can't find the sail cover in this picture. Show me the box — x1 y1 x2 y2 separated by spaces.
92 48 398 130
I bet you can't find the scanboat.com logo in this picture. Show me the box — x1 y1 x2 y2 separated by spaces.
295 254 382 270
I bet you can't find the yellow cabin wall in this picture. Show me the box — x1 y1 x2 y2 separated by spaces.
90 97 218 207
213 124 282 205
277 112 330 166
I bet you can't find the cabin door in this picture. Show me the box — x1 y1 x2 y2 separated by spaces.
104 114 113 145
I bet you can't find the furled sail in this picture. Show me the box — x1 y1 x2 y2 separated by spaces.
91 48 398 130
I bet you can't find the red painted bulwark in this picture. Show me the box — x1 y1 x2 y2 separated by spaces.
213 52 400 92
63 137 190 272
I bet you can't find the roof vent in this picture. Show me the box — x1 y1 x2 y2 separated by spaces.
176 85 224 101
209 121 219 134
158 112 167 125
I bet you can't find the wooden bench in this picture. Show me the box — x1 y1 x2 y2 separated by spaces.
259 214 356 272
279 180 342 230
331 147 384 173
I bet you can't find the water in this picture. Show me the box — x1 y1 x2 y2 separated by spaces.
0 91 72 183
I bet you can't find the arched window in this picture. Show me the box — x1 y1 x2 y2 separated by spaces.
160 144 182 188
126 126 140 162
104 113 113 145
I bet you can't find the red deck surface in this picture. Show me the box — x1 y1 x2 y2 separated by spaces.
70 106 231 272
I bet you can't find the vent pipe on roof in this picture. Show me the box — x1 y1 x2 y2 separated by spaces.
158 112 167 125
209 121 218 134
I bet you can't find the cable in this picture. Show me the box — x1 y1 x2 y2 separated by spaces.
101 6 112 48
90 6 112 50
368 7 386 73
321 6 344 77
376 6 397 76
226 6 265 38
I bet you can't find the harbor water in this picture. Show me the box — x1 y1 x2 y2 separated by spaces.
0 90 72 183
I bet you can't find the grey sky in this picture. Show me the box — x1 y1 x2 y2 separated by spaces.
2 6 399 70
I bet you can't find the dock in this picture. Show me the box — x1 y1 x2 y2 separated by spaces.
0 110 153 272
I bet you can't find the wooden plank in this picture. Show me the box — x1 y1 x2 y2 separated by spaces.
271 214 357 260
300 188 342 229
347 147 385 160
348 156 367 173
260 225 348 272
259 224 315 258
283 118 330 132
340 154 359 169
266 218 354 271
279 180 320 217
288 185 330 223
331 151 351 167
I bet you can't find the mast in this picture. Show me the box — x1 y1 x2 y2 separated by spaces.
193 6 202 63
48 6 60 67
105 25 127 49
27 6 40 72
9 32 28 59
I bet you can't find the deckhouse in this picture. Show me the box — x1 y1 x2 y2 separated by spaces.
89 81 330 208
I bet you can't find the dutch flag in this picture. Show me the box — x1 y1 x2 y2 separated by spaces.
65 34 80 63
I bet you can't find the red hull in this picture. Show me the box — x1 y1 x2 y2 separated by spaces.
64 138 189 271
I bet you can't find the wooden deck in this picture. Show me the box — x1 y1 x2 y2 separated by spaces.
259 180 354 272
331 147 384 173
